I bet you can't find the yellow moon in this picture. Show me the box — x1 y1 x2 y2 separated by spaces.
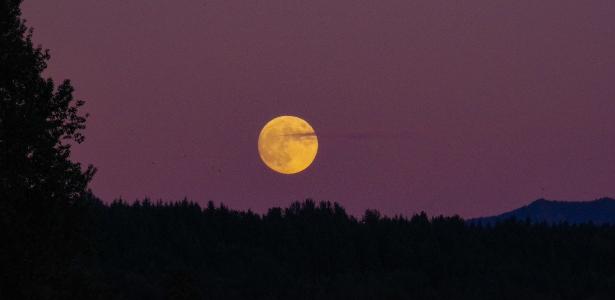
258 116 318 174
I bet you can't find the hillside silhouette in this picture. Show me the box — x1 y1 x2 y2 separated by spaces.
470 198 615 225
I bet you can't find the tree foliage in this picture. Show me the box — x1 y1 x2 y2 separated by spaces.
0 0 94 207
1 1 94 297
61 198 615 300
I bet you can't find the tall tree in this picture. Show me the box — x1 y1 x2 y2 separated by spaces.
0 0 95 208
1 1 95 297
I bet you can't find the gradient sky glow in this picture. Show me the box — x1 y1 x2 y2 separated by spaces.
22 0 615 217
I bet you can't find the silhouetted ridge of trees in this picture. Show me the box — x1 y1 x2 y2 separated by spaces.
18 196 607 300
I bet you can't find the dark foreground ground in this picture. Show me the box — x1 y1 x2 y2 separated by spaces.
2 197 615 300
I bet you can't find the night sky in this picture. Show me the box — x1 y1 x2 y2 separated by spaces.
22 0 615 217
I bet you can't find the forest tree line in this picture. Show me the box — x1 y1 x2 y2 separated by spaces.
7 196 615 299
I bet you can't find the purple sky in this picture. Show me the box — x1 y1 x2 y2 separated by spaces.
22 0 615 217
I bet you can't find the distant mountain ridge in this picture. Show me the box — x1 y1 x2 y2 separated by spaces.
469 198 615 225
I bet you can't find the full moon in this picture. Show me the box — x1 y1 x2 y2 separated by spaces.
258 116 318 174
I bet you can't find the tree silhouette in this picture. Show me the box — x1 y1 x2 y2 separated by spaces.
63 198 615 299
1 1 94 298
1 0 94 208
